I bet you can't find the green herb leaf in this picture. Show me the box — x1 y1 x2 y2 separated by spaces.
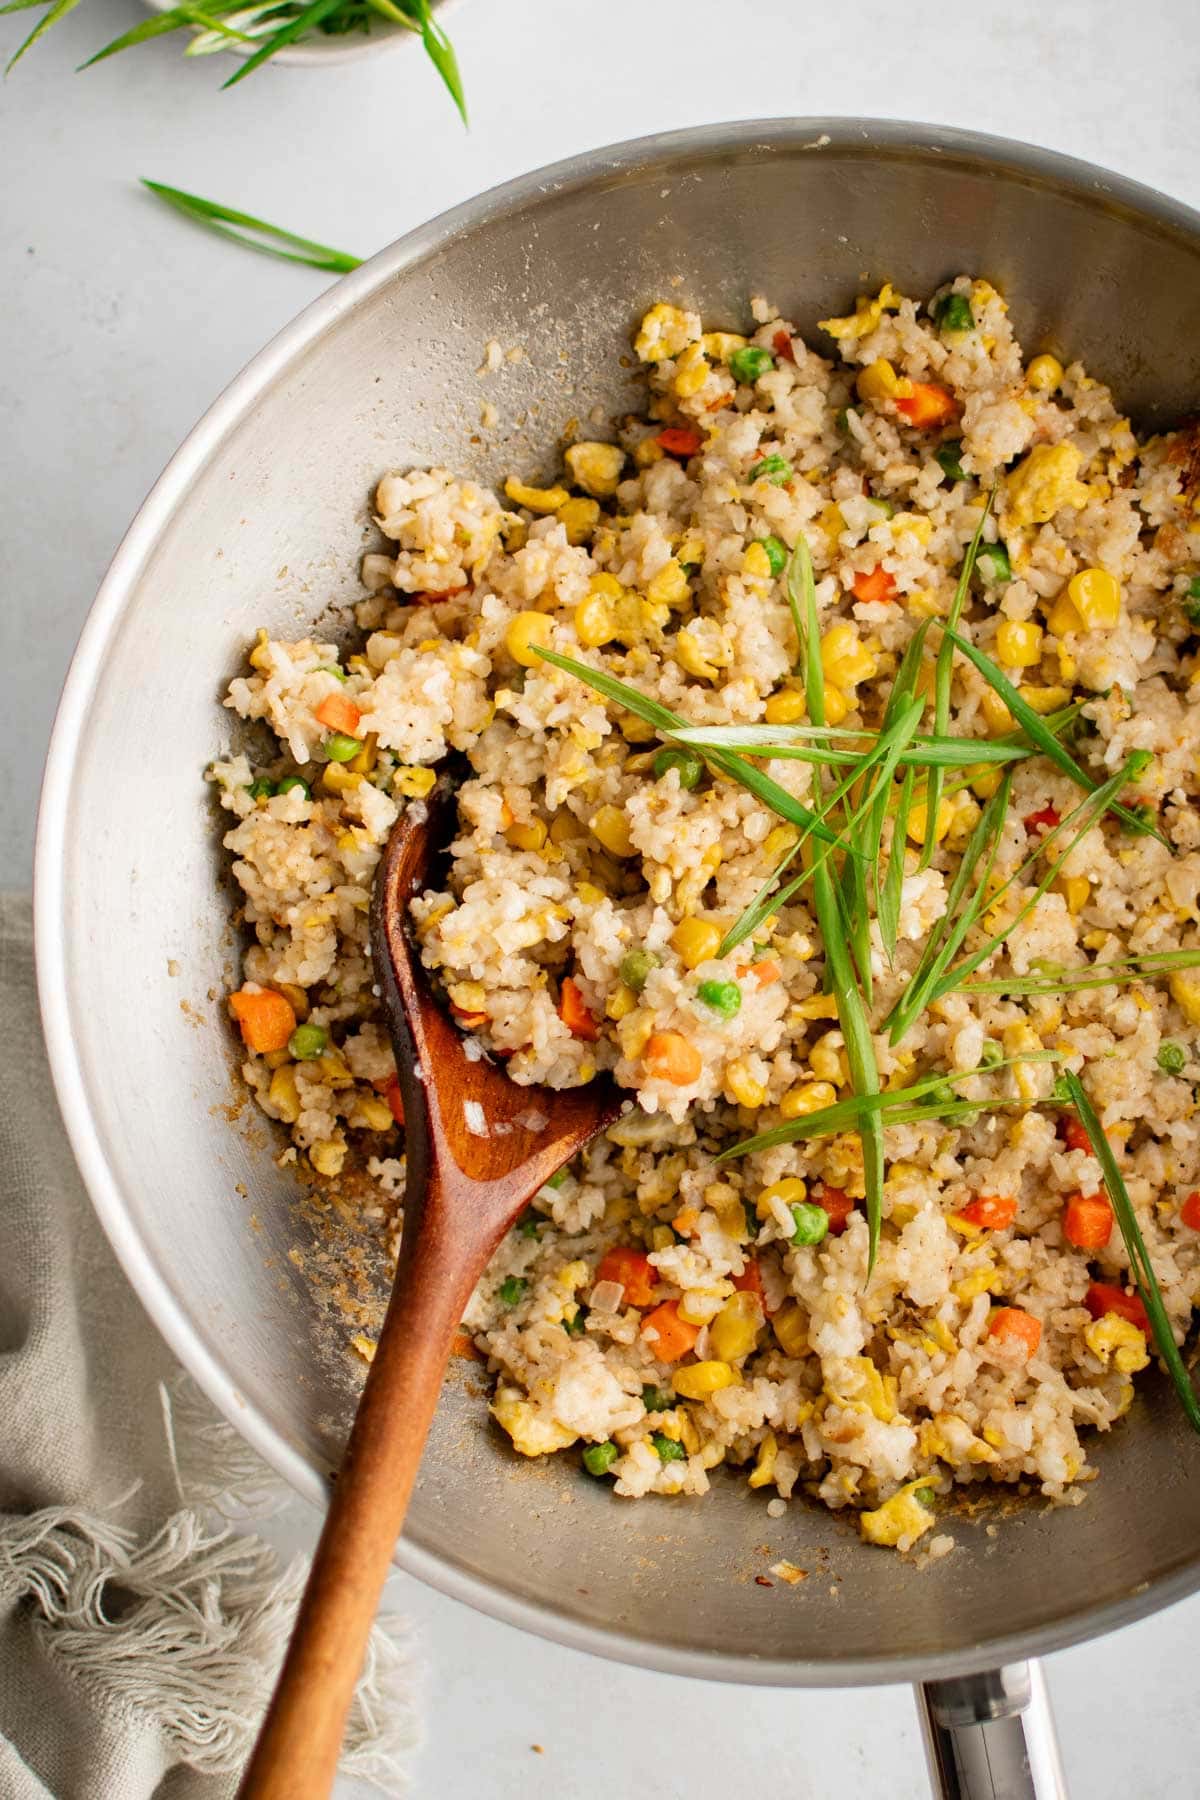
5 0 84 71
405 0 466 122
960 947 1200 997
221 0 346 84
1063 1071 1200 1436
920 491 993 869
140 179 362 273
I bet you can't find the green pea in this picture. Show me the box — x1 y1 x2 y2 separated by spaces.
925 1080 958 1108
789 1202 829 1247
979 1040 1004 1069
563 1308 587 1337
498 1276 527 1307
730 345 775 384
936 441 967 482
976 543 1012 585
517 1211 542 1238
276 775 312 799
1183 595 1200 627
652 747 705 790
288 1023 328 1060
545 1167 570 1189
583 1441 618 1476
641 1384 672 1414
913 1486 936 1507
1126 802 1158 837
315 664 347 682
1188 576 1200 598
1157 1041 1187 1075
325 732 364 763
652 1433 687 1463
246 777 275 800
748 453 792 485
619 948 661 993
697 979 742 1020
934 292 974 333
754 535 788 577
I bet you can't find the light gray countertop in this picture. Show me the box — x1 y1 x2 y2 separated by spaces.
4 0 1199 1791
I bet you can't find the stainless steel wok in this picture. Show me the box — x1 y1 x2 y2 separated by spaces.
35 120 1200 1797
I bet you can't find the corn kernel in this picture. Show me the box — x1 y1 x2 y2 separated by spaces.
772 1302 808 1357
1016 683 1072 715
1170 969 1200 1025
276 982 309 1022
321 765 363 794
995 619 1044 668
793 993 839 1020
348 733 378 775
1047 594 1081 637
906 798 955 846
606 983 637 1021
506 611 554 667
743 542 773 581
634 302 696 362
394 765 437 799
821 621 877 689
506 818 548 852
980 688 1014 734
646 559 690 609
557 496 601 544
669 918 721 968
1067 567 1122 629
856 358 911 403
574 593 618 650
710 1292 763 1362
809 1034 848 1086
1026 353 1064 393
765 687 807 725
267 1064 300 1124
970 764 1003 800
763 823 801 862
673 1360 738 1400
1056 875 1090 915
503 477 569 514
310 1139 345 1178
756 1176 807 1221
355 1094 395 1131
248 628 272 672
747 1430 778 1488
549 810 584 847
564 441 624 498
822 685 849 726
589 804 633 858
726 1060 766 1110
779 1080 837 1119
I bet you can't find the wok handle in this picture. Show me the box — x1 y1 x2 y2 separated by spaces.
916 1662 1067 1800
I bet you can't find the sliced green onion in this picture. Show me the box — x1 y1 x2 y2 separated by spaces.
934 293 974 333
652 746 705 790
141 180 362 274
755 534 788 577
748 454 792 485
498 1276 527 1307
976 543 1013 586
936 441 967 482
246 776 275 800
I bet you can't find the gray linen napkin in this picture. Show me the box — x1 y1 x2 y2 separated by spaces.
0 893 417 1798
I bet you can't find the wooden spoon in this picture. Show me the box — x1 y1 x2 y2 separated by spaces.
239 772 622 1799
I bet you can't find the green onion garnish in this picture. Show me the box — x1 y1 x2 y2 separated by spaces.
141 180 362 273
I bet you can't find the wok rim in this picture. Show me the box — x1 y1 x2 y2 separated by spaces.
34 115 1200 1687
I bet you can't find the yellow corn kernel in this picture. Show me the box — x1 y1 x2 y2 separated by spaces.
809 1034 848 1086
1057 643 1078 683
347 654 372 674
557 496 601 544
980 688 1014 734
673 1360 738 1401
310 1139 345 1178
506 818 548 853
1067 567 1122 629
606 983 637 1021
765 687 807 725
726 1060 766 1110
335 829 361 854
275 981 309 1022
574 593 617 648
321 765 363 794
969 764 1003 800
772 1302 808 1358
822 684 849 726
762 824 800 864
1056 875 1090 915
1016 683 1072 715
503 476 570 513
549 810 584 847
906 587 942 621
348 732 378 776
248 627 272 671
267 1064 300 1124
634 302 696 362
756 1175 807 1220
1003 443 1089 530
780 1080 837 1119
505 610 554 666
394 765 437 799
675 628 720 681
906 797 954 846
1026 353 1064 393
574 882 606 907
1047 593 1081 637
673 342 711 398
856 358 911 403
588 805 633 858
564 441 624 498
747 1430 778 1488
793 993 838 1020
820 621 877 689
742 542 773 583
1170 969 1200 1025
355 1093 395 1132
620 711 659 744
995 619 1044 668
646 559 690 609
710 1292 763 1362
634 436 665 468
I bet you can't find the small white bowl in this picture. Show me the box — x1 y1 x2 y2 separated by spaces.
141 0 459 68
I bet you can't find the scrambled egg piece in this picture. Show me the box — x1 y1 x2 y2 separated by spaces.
1002 443 1090 529
860 1480 938 1548
1085 1313 1151 1375
491 1392 578 1456
827 1356 898 1422
634 302 700 363
819 282 900 341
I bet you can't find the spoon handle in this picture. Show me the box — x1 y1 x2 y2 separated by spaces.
238 1226 480 1800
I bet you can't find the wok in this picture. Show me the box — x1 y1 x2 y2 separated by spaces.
35 120 1200 1797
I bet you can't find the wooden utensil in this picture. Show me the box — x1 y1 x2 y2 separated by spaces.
239 773 622 1798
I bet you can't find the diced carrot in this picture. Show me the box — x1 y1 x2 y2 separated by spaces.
596 1246 658 1308
451 1004 489 1030
705 390 731 410
559 976 599 1042
731 1257 777 1315
228 986 296 1054
641 1299 700 1362
1085 1282 1150 1335
811 1181 855 1236
1063 1192 1113 1249
1059 1116 1092 1155
896 381 959 430
657 426 704 457
959 1193 1019 1230
1023 804 1061 836
1180 1191 1200 1230
988 1307 1042 1356
643 1031 702 1086
412 588 459 604
372 1074 405 1126
747 958 782 988
314 691 362 735
850 564 897 605
451 1329 482 1360
672 1207 699 1235
772 328 796 364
